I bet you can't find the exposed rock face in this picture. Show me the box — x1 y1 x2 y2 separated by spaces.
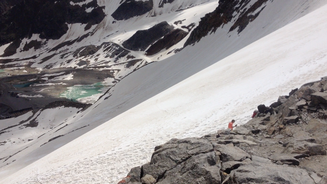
122 21 174 51
111 0 153 20
158 0 175 8
0 0 23 15
229 0 268 33
145 29 188 55
121 77 327 184
185 0 268 46
0 0 105 50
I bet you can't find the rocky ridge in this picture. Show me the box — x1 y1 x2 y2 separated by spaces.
120 77 327 184
0 0 105 47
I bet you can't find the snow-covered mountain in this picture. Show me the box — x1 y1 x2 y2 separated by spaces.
1 0 327 183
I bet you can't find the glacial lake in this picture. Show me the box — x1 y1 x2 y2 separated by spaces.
60 83 105 101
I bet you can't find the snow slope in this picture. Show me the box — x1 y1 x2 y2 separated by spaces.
1 2 327 184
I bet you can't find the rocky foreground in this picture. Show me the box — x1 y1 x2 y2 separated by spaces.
120 77 327 184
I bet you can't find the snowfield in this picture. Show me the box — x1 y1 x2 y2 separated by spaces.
1 1 327 184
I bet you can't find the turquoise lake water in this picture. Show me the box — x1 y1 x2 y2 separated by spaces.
60 83 105 101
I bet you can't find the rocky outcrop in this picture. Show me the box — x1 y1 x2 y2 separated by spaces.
158 0 175 8
111 0 153 21
145 29 188 55
184 0 268 47
122 21 174 51
120 77 327 184
0 0 105 50
122 21 187 54
0 0 22 15
229 0 268 33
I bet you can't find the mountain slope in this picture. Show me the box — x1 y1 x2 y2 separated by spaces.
1 1 327 184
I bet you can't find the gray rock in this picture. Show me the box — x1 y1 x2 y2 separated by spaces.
127 166 142 182
321 77 327 91
141 174 156 184
243 116 267 130
309 171 323 184
318 176 327 184
293 142 326 156
306 143 326 156
214 144 251 162
311 92 327 105
278 95 298 117
270 154 300 165
157 152 221 184
296 99 307 107
232 155 315 184
297 86 316 101
283 116 299 125
142 138 214 180
278 96 289 104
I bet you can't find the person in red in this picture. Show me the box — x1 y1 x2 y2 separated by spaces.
252 110 258 118
228 119 237 130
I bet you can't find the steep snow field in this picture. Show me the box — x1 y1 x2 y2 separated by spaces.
1 2 327 184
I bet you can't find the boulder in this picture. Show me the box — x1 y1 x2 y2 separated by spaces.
142 138 214 180
233 126 250 135
278 95 299 117
311 92 327 105
297 86 316 101
293 142 326 156
296 99 307 107
141 174 156 184
306 143 326 156
278 96 289 104
232 155 316 184
156 152 221 184
127 166 142 183
214 144 251 162
306 119 327 134
257 104 271 114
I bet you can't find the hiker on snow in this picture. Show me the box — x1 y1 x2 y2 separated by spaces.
252 110 258 118
228 119 237 130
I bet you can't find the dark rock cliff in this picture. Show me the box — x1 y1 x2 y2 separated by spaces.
111 0 153 21
120 77 327 184
145 29 188 56
0 0 105 52
122 21 174 51
185 0 268 47
0 0 23 15
158 0 175 8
